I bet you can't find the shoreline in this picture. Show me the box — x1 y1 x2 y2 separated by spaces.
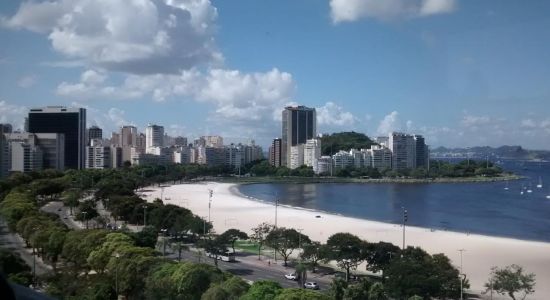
214 174 521 185
142 182 550 299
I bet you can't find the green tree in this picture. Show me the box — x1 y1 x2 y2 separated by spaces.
368 282 387 300
240 280 282 300
220 276 249 299
201 285 229 300
266 227 310 266
250 222 274 260
301 242 329 273
131 225 158 248
325 233 368 282
485 264 536 300
219 228 248 254
344 279 372 300
329 278 348 300
199 235 229 268
274 288 331 300
364 242 400 277
0 249 32 286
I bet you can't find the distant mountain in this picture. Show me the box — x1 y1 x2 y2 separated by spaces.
431 145 550 161
320 131 375 156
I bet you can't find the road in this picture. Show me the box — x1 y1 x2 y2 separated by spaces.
41 201 333 290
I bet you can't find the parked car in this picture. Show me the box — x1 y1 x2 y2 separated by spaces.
304 282 319 290
284 273 298 280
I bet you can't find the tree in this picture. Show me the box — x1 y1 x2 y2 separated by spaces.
131 225 158 248
301 242 329 273
368 282 387 300
329 278 348 300
344 279 372 300
325 233 368 282
295 262 308 288
250 222 274 260
219 228 248 254
266 227 310 266
219 276 250 299
201 285 229 300
364 242 400 277
384 247 464 299
241 280 282 300
274 288 331 300
200 235 229 268
0 249 32 286
485 264 536 300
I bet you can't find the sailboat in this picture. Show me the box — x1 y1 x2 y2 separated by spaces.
537 177 543 189
504 181 509 191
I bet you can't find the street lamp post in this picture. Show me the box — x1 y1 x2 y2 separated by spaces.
459 273 467 300
208 189 213 224
458 249 466 300
274 193 279 262
82 211 88 229
114 253 120 298
401 207 408 250
143 205 147 227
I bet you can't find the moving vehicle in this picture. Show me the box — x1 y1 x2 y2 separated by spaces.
304 282 319 290
284 273 298 280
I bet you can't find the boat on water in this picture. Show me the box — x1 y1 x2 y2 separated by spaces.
537 177 543 189
527 183 533 193
504 181 509 190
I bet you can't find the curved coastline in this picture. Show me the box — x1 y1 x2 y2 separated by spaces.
219 173 521 185
143 182 550 299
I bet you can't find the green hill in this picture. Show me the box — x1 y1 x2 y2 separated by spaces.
320 131 376 155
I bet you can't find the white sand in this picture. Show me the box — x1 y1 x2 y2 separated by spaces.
143 182 550 299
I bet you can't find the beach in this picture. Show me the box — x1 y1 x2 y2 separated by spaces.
143 182 550 299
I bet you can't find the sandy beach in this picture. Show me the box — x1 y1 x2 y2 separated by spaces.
143 182 550 299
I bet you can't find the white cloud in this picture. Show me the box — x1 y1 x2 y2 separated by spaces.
17 75 37 88
317 102 357 127
3 0 221 74
0 100 27 129
460 114 492 128
521 119 537 129
329 0 456 23
377 111 402 135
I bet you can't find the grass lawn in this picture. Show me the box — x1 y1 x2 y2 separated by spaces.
234 240 274 256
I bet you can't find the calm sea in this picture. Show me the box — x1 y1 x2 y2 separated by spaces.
237 160 550 242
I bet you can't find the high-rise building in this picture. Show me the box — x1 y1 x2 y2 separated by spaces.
174 136 188 146
289 144 305 169
304 138 321 168
389 132 416 171
332 150 354 170
88 126 103 144
269 138 282 167
9 141 43 173
315 156 333 175
27 106 86 169
5 132 65 171
414 135 430 170
368 145 392 170
205 147 225 167
111 146 123 168
86 139 111 169
203 136 224 148
281 106 316 168
225 144 243 170
173 147 190 164
146 124 164 151
0 124 12 178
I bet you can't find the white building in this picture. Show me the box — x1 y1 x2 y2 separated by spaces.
204 136 223 148
290 144 305 169
146 124 164 152
86 139 111 169
173 147 190 164
349 149 364 169
304 139 321 168
5 132 64 172
332 150 354 170
314 156 333 175
225 144 243 169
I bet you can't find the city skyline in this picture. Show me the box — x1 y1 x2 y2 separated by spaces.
1 1 550 149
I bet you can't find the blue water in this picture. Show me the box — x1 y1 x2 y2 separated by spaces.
238 160 550 242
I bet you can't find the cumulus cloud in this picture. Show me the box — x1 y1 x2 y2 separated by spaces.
3 0 221 74
377 111 402 135
17 75 37 88
329 0 456 23
317 102 357 127
0 100 28 129
58 68 296 122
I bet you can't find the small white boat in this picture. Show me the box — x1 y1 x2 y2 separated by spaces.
537 177 543 189
527 183 533 193
504 182 509 191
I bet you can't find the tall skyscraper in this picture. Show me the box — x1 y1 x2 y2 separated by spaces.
304 138 321 168
413 135 429 170
269 138 282 167
389 132 416 171
281 106 316 168
120 126 138 147
88 126 103 144
28 106 86 170
146 124 164 150
0 124 12 178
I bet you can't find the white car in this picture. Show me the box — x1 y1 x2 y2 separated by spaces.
284 273 298 280
304 282 319 290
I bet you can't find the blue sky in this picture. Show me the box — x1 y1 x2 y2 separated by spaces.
1 0 550 149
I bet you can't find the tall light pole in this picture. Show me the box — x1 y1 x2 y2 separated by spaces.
114 253 120 298
208 189 213 224
143 204 147 227
458 249 466 300
402 207 408 250
82 211 88 229
297 228 303 258
274 194 279 262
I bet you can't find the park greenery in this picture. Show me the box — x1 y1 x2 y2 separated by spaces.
0 166 531 299
320 132 375 156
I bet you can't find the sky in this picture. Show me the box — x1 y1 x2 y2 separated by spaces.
1 0 550 149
